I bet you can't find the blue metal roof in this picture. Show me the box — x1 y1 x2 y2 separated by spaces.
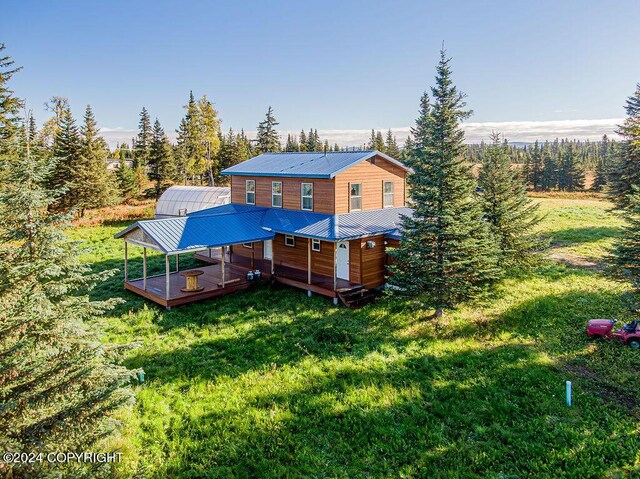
190 204 412 241
114 210 274 254
220 150 411 179
115 203 412 252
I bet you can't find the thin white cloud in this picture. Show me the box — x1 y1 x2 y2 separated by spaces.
98 118 623 150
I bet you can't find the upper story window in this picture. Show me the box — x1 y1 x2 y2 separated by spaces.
383 181 394 208
350 183 362 211
272 181 282 208
301 183 313 211
246 180 255 205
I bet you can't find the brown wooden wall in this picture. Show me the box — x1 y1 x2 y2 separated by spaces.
272 234 334 277
230 241 264 260
346 235 387 288
230 176 335 213
333 156 407 213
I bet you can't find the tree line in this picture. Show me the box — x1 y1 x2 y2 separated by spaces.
466 136 621 192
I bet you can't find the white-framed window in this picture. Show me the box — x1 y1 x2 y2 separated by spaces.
311 239 321 252
350 183 362 211
285 234 295 247
301 182 313 211
272 181 282 208
243 243 253 249
383 180 394 208
246 180 255 205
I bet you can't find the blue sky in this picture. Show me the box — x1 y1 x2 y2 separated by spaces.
3 0 640 146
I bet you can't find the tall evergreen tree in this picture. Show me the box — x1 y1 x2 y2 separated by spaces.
133 107 152 169
75 105 116 216
385 129 401 158
478 133 543 267
529 141 543 191
0 43 22 156
148 119 175 198
116 158 137 200
389 50 499 317
299 129 308 152
558 142 585 191
256 106 281 153
609 84 640 209
0 138 137 479
541 141 557 190
48 106 82 211
593 134 610 191
285 133 299 152
612 187 640 290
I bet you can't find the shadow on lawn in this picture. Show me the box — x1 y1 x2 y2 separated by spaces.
548 225 621 246
149 342 639 478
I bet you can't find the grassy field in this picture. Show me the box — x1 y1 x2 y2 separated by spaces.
70 197 640 478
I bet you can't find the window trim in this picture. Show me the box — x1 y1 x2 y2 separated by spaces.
242 242 253 249
349 183 362 212
301 182 313 211
272 181 283 208
383 180 394 208
311 239 321 252
285 235 295 247
245 179 255 205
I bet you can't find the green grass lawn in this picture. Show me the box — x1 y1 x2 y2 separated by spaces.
71 198 639 478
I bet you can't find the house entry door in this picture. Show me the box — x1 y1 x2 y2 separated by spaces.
336 241 350 280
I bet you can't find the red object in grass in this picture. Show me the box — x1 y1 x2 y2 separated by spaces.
587 319 640 349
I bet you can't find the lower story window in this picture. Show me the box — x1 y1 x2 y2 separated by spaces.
285 235 295 247
243 243 252 249
312 239 321 252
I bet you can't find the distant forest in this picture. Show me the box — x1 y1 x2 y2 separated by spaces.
27 88 618 219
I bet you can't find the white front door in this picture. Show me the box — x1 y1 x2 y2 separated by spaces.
264 240 272 260
336 241 350 280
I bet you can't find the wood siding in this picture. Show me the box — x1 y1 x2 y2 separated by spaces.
272 233 334 277
231 176 335 213
333 156 407 213
230 241 264 261
360 235 387 289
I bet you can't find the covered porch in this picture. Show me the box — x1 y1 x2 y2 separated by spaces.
115 212 275 308
124 261 253 308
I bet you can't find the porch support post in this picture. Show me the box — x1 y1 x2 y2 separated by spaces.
307 238 312 297
124 241 128 283
165 255 170 301
333 242 337 291
143 247 147 290
221 246 226 288
175 254 179 272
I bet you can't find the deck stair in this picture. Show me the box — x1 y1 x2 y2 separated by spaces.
337 285 376 308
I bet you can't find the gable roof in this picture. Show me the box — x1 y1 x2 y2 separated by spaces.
220 150 411 179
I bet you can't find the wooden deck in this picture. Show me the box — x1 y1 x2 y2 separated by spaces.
125 263 253 307
273 264 360 298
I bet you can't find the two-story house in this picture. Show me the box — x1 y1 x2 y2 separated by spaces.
115 150 412 308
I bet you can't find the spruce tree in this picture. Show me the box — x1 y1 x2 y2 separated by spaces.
299 129 308 152
529 141 543 191
256 106 281 153
75 105 116 216
558 143 585 191
116 158 137 200
385 129 401 158
48 106 82 211
0 138 137 479
541 141 557 190
0 43 22 156
389 50 499 317
133 107 152 169
609 85 640 209
148 119 175 198
612 188 640 290
593 134 609 191
478 133 543 267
